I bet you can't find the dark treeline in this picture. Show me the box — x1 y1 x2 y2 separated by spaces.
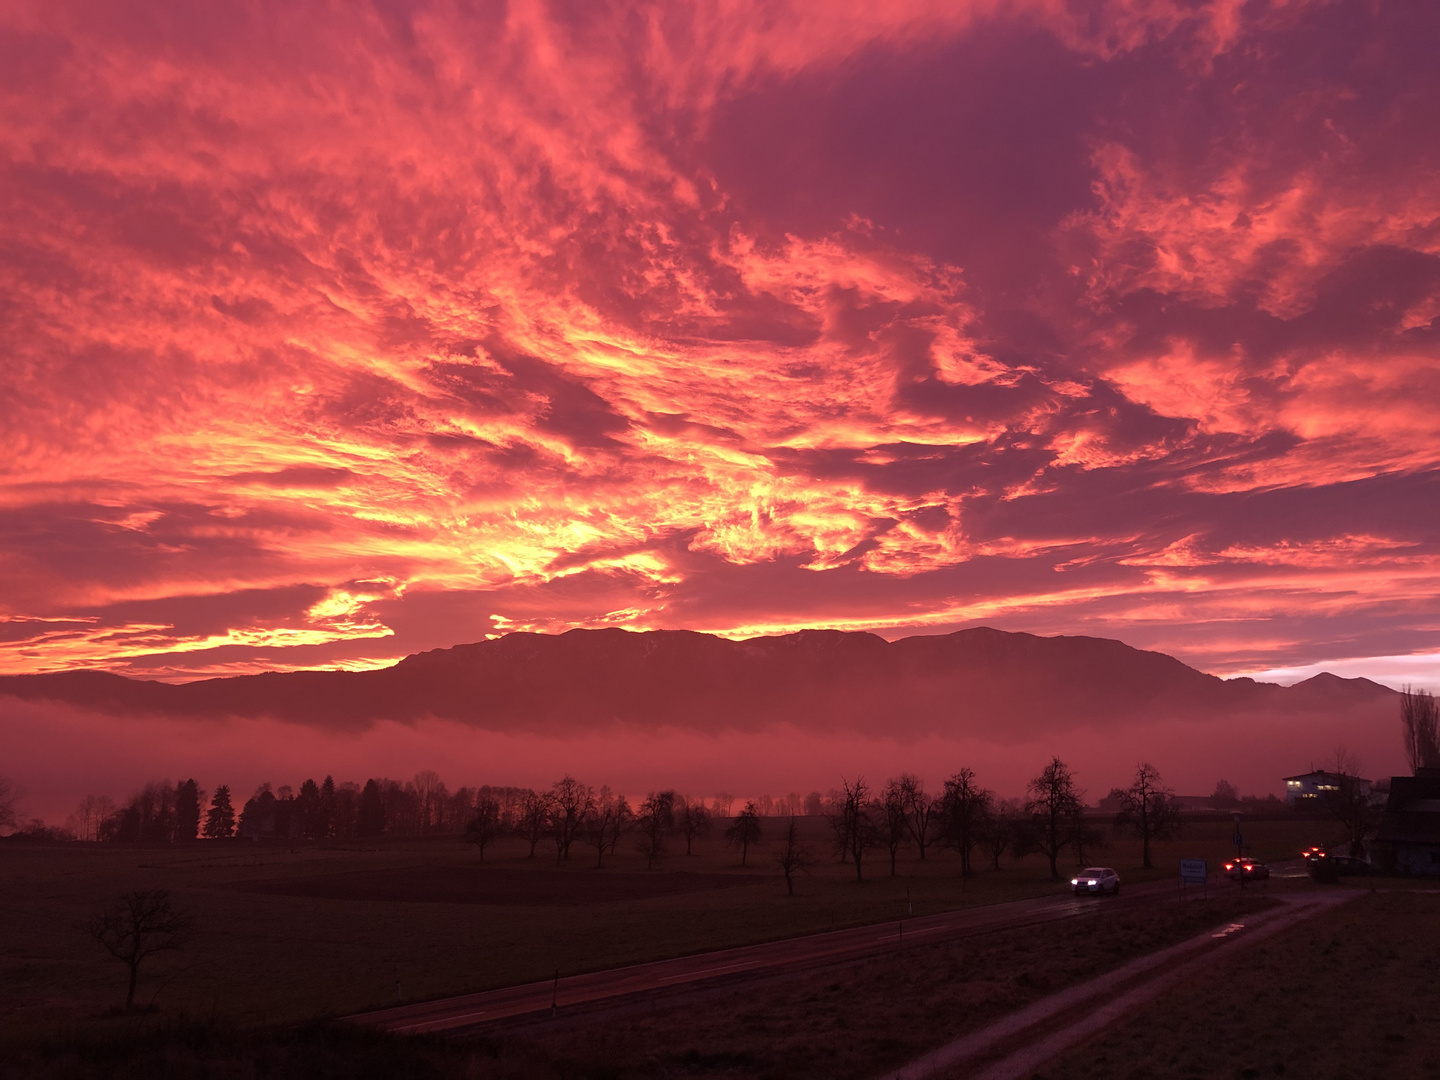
65 758 1164 882
58 759 1283 880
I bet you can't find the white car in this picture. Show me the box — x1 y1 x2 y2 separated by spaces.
1071 867 1120 895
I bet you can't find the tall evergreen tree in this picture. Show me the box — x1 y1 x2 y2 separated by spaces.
357 779 385 838
296 778 322 839
203 786 235 839
174 779 202 841
319 775 337 838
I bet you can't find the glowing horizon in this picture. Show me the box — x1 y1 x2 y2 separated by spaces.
2 1 1437 687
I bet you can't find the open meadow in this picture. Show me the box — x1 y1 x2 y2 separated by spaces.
0 810 1337 1044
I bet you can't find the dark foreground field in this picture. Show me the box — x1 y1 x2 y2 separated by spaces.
0 812 1358 1077
3 891 1278 1080
1036 890 1440 1080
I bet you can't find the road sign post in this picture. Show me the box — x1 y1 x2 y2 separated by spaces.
1179 858 1208 898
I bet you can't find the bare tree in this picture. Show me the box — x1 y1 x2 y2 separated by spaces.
941 768 992 878
1320 747 1376 857
548 776 593 864
1069 817 1108 867
1113 763 1182 870
876 780 910 877
774 816 816 896
411 770 445 834
66 794 117 842
898 774 939 861
516 788 548 858
823 790 850 862
837 777 877 882
84 890 192 1010
712 792 736 817
580 789 631 868
979 809 1015 871
635 790 675 869
464 796 504 862
674 796 713 855
1402 687 1440 773
1025 757 1084 880
725 802 763 866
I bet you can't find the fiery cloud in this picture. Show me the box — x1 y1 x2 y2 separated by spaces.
0 0 1436 683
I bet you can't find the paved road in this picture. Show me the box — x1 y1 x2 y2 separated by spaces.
346 874 1230 1035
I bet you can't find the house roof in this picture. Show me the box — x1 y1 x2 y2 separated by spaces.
1283 770 1370 784
1387 773 1440 810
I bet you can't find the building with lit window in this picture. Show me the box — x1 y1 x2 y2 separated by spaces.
1283 770 1370 808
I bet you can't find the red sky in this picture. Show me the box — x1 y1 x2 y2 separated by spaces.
2 0 1438 693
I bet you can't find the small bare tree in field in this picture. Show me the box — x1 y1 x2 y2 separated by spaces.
581 789 632 868
1402 687 1440 773
548 776 593 864
1026 757 1084 880
941 768 992 878
675 796 713 855
516 788 548 858
85 890 191 1011
1113 763 1182 870
464 796 504 862
774 816 816 896
876 780 910 877
980 808 1016 870
726 802 763 866
635 790 675 869
898 774 939 861
837 777 878 882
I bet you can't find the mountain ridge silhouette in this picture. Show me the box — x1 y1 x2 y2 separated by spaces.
0 626 1396 739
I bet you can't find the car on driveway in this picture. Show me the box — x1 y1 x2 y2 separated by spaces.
1223 857 1270 880
1070 867 1120 895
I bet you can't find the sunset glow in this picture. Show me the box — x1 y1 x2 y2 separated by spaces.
2 0 1437 684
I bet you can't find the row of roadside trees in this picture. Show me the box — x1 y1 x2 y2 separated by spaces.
54 757 1181 880
814 758 1181 883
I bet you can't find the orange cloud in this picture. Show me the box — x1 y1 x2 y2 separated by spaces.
0 0 1436 689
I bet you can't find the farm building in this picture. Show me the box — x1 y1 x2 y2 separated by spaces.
1370 769 1440 877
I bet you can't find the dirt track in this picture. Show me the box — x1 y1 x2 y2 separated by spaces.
877 889 1355 1080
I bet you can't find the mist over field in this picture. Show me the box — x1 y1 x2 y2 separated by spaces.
1 627 1405 826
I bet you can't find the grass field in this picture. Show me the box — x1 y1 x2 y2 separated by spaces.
1037 889 1440 1080
1 892 1279 1080
0 811 1339 1043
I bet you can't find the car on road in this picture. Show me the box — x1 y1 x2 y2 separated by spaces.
1301 845 1328 862
1223 857 1270 881
1070 867 1120 895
